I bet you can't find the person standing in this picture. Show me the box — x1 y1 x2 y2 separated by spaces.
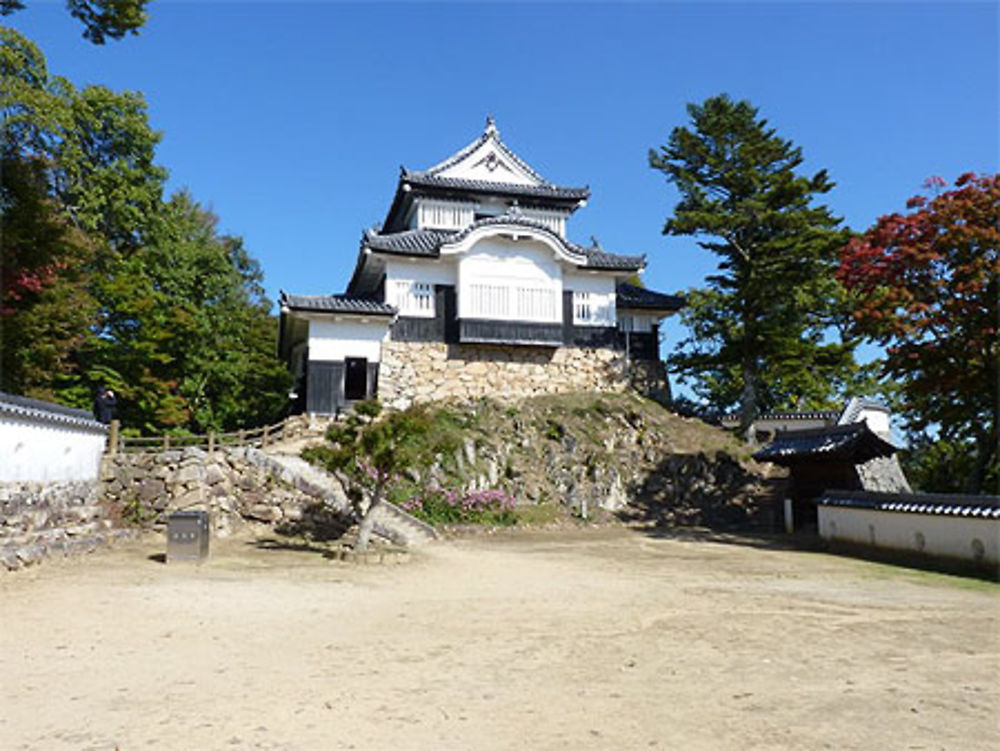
94 387 118 425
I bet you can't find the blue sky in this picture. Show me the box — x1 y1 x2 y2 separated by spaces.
7 1 998 357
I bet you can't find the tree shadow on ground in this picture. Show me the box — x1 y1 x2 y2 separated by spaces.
629 523 826 553
248 537 343 559
246 502 354 559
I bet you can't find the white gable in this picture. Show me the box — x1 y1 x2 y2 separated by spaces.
434 138 540 186
422 118 546 187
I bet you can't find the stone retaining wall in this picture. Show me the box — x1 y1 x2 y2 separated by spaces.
379 342 663 410
1 481 137 571
100 447 348 539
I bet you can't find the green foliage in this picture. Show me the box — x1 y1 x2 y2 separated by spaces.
87 192 291 432
900 435 997 495
1 27 290 432
1 1 151 45
649 94 862 429
353 398 382 418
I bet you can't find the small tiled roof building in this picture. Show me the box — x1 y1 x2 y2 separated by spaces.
279 118 683 414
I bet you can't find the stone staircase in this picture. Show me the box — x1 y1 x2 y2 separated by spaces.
249 449 437 547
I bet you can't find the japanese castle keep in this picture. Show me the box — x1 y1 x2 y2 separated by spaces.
278 118 683 414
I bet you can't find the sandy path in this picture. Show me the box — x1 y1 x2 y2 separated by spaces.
1 527 998 750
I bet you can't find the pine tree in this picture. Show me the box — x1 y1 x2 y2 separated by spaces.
649 94 861 434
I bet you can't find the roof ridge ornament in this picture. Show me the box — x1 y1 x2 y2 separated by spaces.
485 115 498 137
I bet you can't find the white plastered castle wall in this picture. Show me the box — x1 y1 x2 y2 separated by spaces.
456 236 562 322
818 506 999 565
0 414 107 483
307 317 389 363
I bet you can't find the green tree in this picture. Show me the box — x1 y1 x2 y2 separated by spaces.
649 94 862 434
2 28 291 433
90 192 291 433
1 1 150 44
1 26 164 404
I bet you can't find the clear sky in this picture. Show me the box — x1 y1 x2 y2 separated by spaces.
7 1 999 355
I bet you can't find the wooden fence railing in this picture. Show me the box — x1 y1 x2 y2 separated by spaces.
105 416 310 455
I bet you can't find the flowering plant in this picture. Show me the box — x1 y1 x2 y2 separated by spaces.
401 488 517 525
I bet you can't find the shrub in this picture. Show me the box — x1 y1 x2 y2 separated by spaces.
353 399 382 418
400 488 517 526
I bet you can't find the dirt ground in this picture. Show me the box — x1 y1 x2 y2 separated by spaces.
1 526 998 751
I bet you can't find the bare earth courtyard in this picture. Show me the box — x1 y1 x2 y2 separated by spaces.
1 527 998 751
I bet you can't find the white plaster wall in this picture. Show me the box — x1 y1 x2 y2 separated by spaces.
565 272 617 326
858 408 891 435
385 257 457 287
563 273 616 296
457 237 561 321
0 416 106 483
308 318 389 363
818 506 999 565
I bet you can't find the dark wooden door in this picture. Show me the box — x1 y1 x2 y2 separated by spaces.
344 357 368 401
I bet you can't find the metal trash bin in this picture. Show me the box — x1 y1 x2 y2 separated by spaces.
167 510 210 563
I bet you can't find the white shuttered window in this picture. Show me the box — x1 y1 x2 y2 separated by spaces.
467 283 556 322
392 280 434 317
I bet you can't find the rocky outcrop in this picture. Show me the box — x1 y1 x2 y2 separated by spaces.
338 392 778 531
1 481 138 571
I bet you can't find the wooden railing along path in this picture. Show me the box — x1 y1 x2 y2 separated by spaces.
105 416 311 455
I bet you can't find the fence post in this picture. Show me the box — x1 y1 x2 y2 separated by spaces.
262 424 270 448
208 431 215 454
164 434 170 450
238 429 245 446
108 419 119 456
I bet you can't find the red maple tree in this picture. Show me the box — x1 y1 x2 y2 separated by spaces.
838 173 999 492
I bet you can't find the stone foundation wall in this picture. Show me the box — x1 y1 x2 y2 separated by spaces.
1 481 136 571
378 342 668 410
100 447 346 539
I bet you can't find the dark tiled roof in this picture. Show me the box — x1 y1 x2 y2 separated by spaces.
818 490 1000 519
363 215 644 272
581 247 645 271
401 172 590 201
721 409 840 426
0 391 107 432
753 423 898 465
280 291 396 316
616 283 684 311
363 228 454 256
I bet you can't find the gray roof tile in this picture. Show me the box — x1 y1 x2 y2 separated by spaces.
402 172 590 201
364 228 454 255
280 292 396 316
818 490 1000 518
616 283 684 310
364 216 644 272
0 391 107 432
753 423 898 465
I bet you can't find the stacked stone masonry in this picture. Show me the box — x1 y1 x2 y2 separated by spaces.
1 481 137 571
379 342 667 410
100 446 352 540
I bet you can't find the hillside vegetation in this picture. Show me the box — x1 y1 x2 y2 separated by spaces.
304 392 779 531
